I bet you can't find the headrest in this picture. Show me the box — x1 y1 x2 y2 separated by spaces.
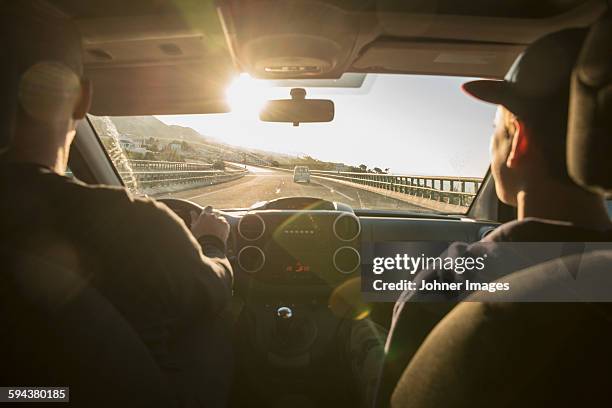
567 11 612 194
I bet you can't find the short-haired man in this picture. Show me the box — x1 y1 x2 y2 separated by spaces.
1 4 233 406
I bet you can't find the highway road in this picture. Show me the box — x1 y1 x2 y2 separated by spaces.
163 165 430 212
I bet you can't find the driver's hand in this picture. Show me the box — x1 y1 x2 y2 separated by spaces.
190 206 230 244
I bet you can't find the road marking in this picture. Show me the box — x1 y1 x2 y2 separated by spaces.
275 180 284 194
356 191 364 208
314 179 355 201
332 189 354 201
323 183 354 201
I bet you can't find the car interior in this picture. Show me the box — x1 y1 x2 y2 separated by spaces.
2 0 611 407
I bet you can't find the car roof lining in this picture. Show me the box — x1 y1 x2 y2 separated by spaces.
40 0 608 115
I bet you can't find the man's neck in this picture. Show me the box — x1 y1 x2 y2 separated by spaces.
7 147 68 175
7 127 73 175
517 182 611 230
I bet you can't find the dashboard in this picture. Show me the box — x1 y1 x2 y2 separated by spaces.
160 195 497 299
159 195 498 406
159 197 367 298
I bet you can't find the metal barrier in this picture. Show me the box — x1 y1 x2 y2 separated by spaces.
128 160 213 172
114 160 480 206
309 170 482 207
120 160 247 194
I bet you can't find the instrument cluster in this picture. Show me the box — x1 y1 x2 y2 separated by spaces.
234 210 361 285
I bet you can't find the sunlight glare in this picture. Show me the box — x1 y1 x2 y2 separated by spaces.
225 73 269 118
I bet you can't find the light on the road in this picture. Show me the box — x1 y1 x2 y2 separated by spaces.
226 73 269 118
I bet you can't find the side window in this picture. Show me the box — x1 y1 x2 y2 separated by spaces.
607 200 612 219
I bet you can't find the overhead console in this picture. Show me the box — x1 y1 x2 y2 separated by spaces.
217 0 377 79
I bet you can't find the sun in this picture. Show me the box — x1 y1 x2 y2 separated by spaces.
225 73 269 118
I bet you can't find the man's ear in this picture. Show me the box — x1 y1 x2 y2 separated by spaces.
73 78 92 120
506 118 529 169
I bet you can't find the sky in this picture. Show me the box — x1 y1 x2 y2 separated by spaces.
157 74 497 177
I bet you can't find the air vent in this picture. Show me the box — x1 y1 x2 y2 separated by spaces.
238 246 265 273
87 49 113 61
333 213 361 242
159 43 183 56
333 247 360 274
238 213 265 241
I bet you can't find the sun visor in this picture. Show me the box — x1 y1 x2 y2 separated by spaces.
87 63 232 116
352 41 524 79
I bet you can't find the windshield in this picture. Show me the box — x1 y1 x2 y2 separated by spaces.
90 74 495 214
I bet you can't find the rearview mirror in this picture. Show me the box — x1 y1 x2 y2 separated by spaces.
259 88 334 126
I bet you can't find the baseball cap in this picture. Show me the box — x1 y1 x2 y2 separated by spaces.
462 28 588 119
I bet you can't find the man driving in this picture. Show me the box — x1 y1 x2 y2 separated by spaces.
1 4 233 407
378 27 612 406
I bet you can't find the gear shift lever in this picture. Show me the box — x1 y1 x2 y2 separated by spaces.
275 306 293 344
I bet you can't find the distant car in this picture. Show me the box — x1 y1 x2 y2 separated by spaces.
293 166 310 183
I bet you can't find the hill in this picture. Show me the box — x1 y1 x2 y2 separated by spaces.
89 114 350 169
105 116 208 144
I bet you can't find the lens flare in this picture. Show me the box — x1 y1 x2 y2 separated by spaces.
225 73 269 118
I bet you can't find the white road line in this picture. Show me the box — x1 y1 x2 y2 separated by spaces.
356 191 364 208
275 179 284 194
333 189 354 201
322 183 354 201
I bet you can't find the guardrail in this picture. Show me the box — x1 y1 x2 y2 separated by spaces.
128 160 213 172
309 170 482 207
120 160 247 195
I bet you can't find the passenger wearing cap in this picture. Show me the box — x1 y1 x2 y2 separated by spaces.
0 4 233 407
377 27 612 405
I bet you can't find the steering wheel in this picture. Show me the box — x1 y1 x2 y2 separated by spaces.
157 198 204 227
157 198 239 260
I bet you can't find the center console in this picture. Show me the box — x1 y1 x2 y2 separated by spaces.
231 203 362 406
